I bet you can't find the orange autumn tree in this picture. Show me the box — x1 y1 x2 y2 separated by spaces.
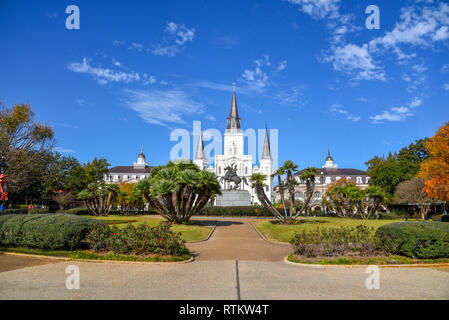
418 122 449 201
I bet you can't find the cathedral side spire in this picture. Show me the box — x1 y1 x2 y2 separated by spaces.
226 82 241 132
194 122 206 160
261 123 272 160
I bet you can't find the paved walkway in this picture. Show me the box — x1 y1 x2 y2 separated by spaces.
0 218 448 300
187 219 291 261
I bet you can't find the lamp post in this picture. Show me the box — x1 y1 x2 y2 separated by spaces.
0 157 8 213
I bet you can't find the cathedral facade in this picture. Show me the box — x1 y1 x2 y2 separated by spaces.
193 86 274 204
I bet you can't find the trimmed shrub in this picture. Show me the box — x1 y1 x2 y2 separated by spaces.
2 209 28 215
28 207 50 214
57 207 90 215
198 206 271 217
0 214 104 250
86 222 188 256
291 225 376 257
375 222 449 258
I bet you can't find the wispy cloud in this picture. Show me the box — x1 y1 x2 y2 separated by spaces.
53 122 79 129
370 97 423 123
123 89 206 126
369 2 449 61
46 12 58 19
442 64 449 73
443 83 449 91
151 22 195 57
212 35 239 49
68 57 157 85
322 44 386 83
272 87 304 107
241 55 288 92
75 99 88 106
330 104 361 122
55 147 76 154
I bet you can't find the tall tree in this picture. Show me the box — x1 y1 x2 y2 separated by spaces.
0 103 54 203
418 122 449 201
135 160 221 223
394 178 431 219
293 167 320 218
272 167 288 219
366 139 429 197
281 160 299 216
250 173 285 223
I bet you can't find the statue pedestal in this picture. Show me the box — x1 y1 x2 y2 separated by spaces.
215 190 251 207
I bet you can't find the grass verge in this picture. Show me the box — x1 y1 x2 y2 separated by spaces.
255 217 405 243
287 253 449 265
81 215 212 242
0 247 191 263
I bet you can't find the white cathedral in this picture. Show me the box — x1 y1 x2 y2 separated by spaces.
193 85 274 204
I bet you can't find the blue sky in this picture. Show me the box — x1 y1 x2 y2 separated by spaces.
0 0 448 171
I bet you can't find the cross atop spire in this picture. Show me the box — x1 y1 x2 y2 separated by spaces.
226 83 241 132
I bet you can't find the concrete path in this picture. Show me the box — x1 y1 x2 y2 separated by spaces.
1 260 448 299
1 218 448 300
187 219 291 261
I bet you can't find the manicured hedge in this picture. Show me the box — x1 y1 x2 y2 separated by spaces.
375 221 449 259
0 214 104 250
197 206 272 217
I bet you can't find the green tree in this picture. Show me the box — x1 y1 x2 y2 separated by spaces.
272 167 288 219
135 160 221 223
0 103 54 203
250 173 285 222
70 157 110 193
281 160 299 215
293 167 320 218
77 182 120 216
366 139 429 197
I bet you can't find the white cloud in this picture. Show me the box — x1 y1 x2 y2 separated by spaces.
241 55 288 92
129 42 145 52
276 60 288 71
323 44 386 82
285 0 340 20
370 97 423 123
123 89 205 126
273 87 304 106
151 22 195 57
55 147 76 154
369 2 449 60
113 40 125 46
441 64 449 73
443 83 449 91
68 57 156 85
356 97 368 103
330 104 361 122
75 99 87 106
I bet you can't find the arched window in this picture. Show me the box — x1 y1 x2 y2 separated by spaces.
218 167 221 175
356 177 362 184
295 192 302 199
245 167 248 175
314 192 321 199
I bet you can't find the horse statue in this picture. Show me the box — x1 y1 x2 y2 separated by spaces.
219 164 249 190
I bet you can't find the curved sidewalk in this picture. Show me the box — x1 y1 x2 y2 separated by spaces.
187 219 291 261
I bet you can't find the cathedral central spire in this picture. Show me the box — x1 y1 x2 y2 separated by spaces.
226 83 241 132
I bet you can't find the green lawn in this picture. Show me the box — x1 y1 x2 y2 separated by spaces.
82 215 212 242
254 217 404 243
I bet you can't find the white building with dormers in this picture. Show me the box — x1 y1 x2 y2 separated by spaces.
105 150 152 184
194 85 274 204
274 151 370 211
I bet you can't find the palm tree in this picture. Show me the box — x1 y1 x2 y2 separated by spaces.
282 160 299 217
293 167 320 218
135 160 221 223
272 167 288 219
250 173 285 222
